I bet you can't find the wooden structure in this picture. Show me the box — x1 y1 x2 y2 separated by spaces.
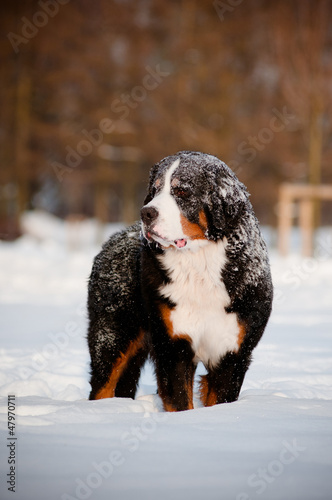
278 183 332 257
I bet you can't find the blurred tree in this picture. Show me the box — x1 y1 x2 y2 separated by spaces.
271 0 332 186
0 0 332 235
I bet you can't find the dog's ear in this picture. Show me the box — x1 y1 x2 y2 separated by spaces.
204 163 250 240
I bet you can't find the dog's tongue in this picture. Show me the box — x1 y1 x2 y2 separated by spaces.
174 239 187 248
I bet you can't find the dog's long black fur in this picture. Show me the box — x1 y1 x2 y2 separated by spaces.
87 151 273 411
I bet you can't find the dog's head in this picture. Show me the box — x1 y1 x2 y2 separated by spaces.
141 151 249 251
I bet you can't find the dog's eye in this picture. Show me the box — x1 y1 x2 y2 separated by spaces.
173 187 190 199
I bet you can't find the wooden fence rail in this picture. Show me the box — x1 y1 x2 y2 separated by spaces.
278 183 332 257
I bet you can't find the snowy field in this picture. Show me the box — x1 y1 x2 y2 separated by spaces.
0 211 332 500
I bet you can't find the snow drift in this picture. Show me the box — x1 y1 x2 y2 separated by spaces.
0 212 331 500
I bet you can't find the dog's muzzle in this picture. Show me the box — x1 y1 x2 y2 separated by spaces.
140 205 187 249
141 206 158 229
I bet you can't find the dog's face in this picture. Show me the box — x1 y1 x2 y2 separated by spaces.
141 151 249 251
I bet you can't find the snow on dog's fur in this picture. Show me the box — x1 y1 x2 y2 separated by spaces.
87 151 273 411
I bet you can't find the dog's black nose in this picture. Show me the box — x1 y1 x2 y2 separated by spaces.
141 206 158 225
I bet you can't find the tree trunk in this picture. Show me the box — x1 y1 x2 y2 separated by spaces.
14 63 31 223
308 102 324 228
122 162 137 224
308 106 323 186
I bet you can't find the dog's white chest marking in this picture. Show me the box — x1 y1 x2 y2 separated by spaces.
158 239 241 367
144 159 184 243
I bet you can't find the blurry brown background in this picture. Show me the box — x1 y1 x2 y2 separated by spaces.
1 0 332 239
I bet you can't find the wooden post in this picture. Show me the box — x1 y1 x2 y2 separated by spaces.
278 184 293 256
277 183 332 257
299 199 314 257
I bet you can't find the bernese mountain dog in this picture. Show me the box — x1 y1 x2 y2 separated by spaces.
87 151 273 411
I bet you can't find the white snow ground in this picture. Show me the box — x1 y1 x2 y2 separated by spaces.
0 211 331 500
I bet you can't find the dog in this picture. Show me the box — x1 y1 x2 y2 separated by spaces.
87 151 273 411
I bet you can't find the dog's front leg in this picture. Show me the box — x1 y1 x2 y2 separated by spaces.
151 336 196 412
200 350 252 406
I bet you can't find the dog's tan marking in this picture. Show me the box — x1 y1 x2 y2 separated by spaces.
237 322 247 349
180 211 207 240
199 375 218 407
159 303 192 344
95 331 145 400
